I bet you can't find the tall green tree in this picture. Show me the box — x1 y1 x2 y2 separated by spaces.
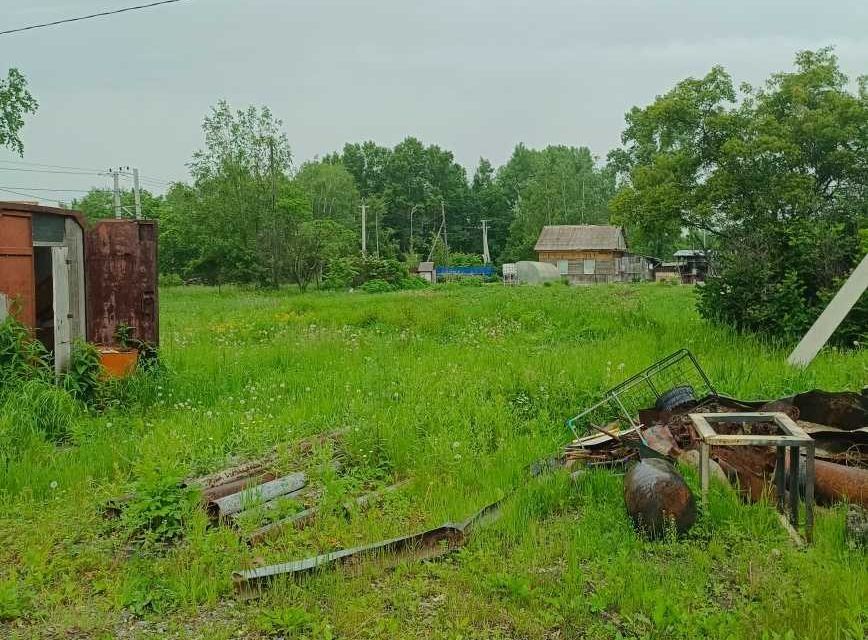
295 160 360 229
499 145 615 262
610 48 867 342
0 68 38 156
71 188 162 221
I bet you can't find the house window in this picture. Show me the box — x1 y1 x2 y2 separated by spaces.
557 260 568 275
583 259 596 275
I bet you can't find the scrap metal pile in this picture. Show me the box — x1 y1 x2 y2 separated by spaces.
564 350 868 540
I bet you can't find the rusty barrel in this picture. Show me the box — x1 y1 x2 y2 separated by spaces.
624 458 697 537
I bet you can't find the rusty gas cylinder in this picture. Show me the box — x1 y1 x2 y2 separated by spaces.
624 458 697 538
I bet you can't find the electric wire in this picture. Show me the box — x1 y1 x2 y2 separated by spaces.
0 0 192 37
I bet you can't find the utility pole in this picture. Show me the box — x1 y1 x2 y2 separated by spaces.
581 178 586 224
360 202 367 255
132 168 142 219
441 201 449 263
409 204 419 256
375 207 380 257
481 219 491 264
269 139 278 287
111 169 121 219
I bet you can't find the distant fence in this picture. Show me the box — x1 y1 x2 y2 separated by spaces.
435 266 495 278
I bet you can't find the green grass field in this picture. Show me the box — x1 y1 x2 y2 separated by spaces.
1 283 866 639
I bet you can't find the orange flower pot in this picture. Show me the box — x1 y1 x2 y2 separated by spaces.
99 348 138 379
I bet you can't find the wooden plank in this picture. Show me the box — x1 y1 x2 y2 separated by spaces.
788 253 868 367
64 218 86 342
0 293 7 321
51 246 71 375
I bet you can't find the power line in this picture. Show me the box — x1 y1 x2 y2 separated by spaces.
0 159 105 172
0 167 100 176
0 187 66 204
0 0 192 37
0 186 93 193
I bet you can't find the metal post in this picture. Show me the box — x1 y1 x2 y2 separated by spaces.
788 446 800 527
775 446 786 513
481 219 491 264
699 441 710 505
132 168 142 219
112 170 121 219
804 444 815 543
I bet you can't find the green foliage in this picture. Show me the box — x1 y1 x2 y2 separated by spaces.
360 278 395 293
499 145 615 262
0 316 51 386
0 68 38 156
322 256 360 290
71 187 162 222
0 578 25 621
61 340 105 405
611 48 868 343
447 251 484 266
0 379 79 446
120 474 198 544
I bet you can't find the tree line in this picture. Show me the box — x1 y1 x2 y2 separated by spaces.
4 48 866 342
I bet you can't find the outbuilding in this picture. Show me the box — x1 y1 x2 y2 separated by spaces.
0 202 87 373
0 202 158 374
534 225 653 284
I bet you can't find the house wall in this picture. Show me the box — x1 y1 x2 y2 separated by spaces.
537 249 627 284
0 212 35 325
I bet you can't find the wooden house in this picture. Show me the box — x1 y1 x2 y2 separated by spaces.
534 225 653 284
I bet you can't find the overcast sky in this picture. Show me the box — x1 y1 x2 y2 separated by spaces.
1 0 866 204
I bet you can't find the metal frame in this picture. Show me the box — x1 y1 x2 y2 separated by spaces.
567 349 717 439
690 412 815 543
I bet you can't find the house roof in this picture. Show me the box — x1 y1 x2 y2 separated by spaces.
0 201 86 230
673 249 707 258
534 225 627 252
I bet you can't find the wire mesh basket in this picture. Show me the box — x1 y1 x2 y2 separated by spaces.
566 349 717 440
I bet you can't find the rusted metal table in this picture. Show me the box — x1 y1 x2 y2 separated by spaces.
689 412 815 543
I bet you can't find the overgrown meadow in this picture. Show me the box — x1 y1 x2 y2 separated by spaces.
1 283 866 639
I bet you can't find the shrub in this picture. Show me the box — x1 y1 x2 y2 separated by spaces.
0 317 50 386
159 273 183 287
0 379 79 444
397 275 430 290
61 340 104 405
322 257 360 290
121 473 199 544
361 279 395 294
446 251 484 266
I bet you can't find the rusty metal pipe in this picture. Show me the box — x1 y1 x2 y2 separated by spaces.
813 459 868 508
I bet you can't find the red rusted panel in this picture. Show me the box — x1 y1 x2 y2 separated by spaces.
0 212 35 326
85 220 159 346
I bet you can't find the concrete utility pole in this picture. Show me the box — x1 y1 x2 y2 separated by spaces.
360 202 367 255
132 168 142 219
375 208 380 257
111 169 121 219
788 253 868 367
481 219 491 264
441 201 449 261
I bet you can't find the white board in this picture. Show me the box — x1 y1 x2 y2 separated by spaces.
52 246 71 375
788 253 868 367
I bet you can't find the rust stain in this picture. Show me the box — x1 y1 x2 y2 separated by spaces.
85 220 158 346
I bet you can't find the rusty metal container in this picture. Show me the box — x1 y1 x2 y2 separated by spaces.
624 458 697 537
0 210 35 326
85 220 158 347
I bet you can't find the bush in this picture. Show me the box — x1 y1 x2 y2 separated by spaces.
397 275 430 290
61 340 104 405
121 473 199 544
446 251 484 266
322 257 360 290
159 273 183 287
361 279 396 293
0 317 50 386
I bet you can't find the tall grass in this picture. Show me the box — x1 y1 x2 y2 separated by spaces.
0 284 865 638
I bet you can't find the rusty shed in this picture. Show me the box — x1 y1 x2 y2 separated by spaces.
0 202 158 372
0 202 87 373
